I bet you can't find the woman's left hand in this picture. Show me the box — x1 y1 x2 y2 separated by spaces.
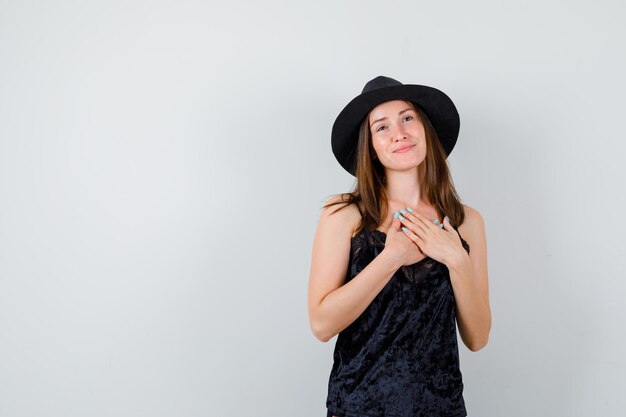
397 208 466 266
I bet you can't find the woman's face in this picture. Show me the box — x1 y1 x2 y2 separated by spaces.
368 100 426 171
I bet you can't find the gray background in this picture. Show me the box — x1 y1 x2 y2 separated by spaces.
1 1 625 416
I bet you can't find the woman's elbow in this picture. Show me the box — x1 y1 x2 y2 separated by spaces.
468 336 489 352
310 317 335 343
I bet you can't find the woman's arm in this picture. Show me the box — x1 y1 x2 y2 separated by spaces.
448 205 492 351
307 196 402 342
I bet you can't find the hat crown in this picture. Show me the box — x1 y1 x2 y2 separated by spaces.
361 76 403 94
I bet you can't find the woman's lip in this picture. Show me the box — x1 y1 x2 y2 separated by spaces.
394 145 415 153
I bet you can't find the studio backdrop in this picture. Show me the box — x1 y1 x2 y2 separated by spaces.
0 1 625 416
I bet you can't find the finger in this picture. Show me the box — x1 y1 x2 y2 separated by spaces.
442 215 452 230
401 225 424 247
397 211 426 238
442 216 462 243
391 217 402 231
403 208 433 234
443 216 462 244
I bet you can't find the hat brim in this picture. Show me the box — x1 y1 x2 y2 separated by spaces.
331 84 460 176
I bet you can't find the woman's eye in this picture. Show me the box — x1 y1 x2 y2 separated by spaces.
376 125 387 132
403 115 414 122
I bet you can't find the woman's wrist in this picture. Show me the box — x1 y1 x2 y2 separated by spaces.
445 248 471 271
378 248 404 271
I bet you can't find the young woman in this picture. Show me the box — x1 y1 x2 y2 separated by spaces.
307 76 491 417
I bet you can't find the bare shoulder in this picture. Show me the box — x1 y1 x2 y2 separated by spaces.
459 203 484 227
458 203 487 252
319 194 362 236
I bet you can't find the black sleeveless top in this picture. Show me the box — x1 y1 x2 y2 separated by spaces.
326 227 470 417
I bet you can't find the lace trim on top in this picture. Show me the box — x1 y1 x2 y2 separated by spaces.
350 228 470 286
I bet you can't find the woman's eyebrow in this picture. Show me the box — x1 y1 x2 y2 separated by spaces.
370 108 414 128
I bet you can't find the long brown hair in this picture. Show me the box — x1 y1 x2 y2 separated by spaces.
323 100 465 235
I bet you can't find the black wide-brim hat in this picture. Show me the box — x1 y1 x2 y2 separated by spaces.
331 75 460 176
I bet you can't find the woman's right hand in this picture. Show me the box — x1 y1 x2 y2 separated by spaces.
383 217 428 267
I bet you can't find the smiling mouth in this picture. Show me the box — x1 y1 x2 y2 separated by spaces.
394 145 415 153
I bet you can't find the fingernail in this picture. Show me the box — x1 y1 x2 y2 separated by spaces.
444 215 449 222
399 215 406 221
393 212 399 219
400 209 407 215
406 207 413 212
402 227 408 232
434 219 439 225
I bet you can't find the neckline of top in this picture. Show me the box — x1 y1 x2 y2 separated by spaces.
355 228 433 267
350 227 470 266
370 227 470 248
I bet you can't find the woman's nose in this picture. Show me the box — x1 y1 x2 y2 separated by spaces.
391 125 407 140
